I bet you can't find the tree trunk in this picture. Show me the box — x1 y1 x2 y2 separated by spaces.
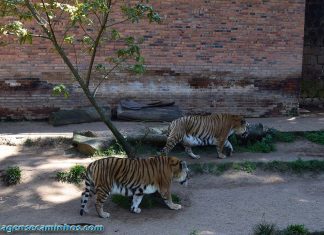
52 42 136 158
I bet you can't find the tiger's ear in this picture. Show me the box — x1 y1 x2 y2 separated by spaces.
241 119 246 125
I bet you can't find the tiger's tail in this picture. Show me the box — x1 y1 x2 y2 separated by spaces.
80 166 95 216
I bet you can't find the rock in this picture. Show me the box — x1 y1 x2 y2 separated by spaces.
72 132 113 155
49 106 111 126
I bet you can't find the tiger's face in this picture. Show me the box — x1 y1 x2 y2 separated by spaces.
169 157 189 186
232 116 248 137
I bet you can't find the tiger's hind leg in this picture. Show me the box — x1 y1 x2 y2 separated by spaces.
161 136 182 156
95 187 110 218
184 145 200 159
130 194 144 214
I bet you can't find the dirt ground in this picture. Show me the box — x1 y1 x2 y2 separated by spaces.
0 136 324 235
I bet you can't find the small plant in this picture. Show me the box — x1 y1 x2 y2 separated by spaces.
253 222 276 235
189 230 200 235
56 165 86 184
24 138 34 147
3 166 22 186
282 224 309 235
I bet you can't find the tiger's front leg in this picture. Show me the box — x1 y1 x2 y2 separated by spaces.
184 145 200 159
217 138 227 159
160 189 182 210
222 139 234 157
130 194 144 214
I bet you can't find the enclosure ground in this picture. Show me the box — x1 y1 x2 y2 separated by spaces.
0 116 324 235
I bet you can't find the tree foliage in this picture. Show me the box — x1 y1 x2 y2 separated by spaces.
0 0 161 158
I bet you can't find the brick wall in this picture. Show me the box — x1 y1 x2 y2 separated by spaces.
0 0 305 119
302 0 324 105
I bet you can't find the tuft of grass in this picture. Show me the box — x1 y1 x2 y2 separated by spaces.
253 222 276 235
111 193 181 209
3 166 22 186
56 164 86 184
282 224 309 235
303 131 324 145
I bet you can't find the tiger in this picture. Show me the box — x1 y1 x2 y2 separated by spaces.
161 113 248 159
80 156 189 218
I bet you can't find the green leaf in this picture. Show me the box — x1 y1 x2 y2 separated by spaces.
111 29 120 40
52 84 69 98
63 35 74 44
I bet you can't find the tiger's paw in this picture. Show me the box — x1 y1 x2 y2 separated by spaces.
170 203 182 210
131 207 142 214
218 153 227 159
99 211 110 218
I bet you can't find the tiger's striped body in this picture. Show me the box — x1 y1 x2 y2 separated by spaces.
162 114 247 159
80 156 189 218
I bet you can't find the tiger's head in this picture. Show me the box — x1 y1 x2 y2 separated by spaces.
231 115 248 138
169 157 189 186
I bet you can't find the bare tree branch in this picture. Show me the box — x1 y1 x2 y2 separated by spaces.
106 18 129 28
92 61 122 97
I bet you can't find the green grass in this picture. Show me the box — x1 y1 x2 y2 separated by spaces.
189 159 324 176
56 164 86 184
3 166 22 186
111 193 181 209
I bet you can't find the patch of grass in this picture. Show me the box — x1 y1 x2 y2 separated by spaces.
253 222 276 235
3 166 21 186
190 161 257 175
260 159 324 174
111 193 181 209
56 164 86 184
230 134 275 153
282 224 309 235
24 137 71 147
253 223 322 235
272 130 297 143
94 141 126 156
189 160 324 176
303 131 324 145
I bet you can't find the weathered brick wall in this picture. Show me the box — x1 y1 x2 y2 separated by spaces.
0 0 305 119
302 0 324 104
